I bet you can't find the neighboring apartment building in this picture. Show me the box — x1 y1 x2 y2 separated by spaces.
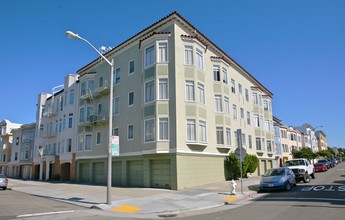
295 123 320 152
33 74 79 181
72 11 274 190
315 130 328 151
288 126 302 152
8 123 36 179
0 119 21 175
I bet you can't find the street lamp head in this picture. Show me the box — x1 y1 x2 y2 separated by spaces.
65 31 81 40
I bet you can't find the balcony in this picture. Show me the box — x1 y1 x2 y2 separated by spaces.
43 109 58 118
94 80 110 97
79 114 109 127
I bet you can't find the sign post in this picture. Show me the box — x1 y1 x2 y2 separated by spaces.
235 129 247 194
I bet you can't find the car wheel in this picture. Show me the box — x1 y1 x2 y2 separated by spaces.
285 182 292 191
303 174 311 183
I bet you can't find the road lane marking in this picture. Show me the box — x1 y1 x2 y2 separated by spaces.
17 210 75 218
111 205 142 213
262 197 345 203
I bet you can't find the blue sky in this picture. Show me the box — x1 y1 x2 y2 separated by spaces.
1 0 344 147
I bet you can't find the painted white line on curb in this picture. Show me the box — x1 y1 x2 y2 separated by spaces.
262 197 345 203
17 210 75 218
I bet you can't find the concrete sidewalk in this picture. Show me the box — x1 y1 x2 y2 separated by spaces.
8 177 260 218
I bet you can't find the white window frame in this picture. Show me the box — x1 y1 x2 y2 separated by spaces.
158 78 169 100
145 45 155 67
145 80 155 103
115 67 121 84
196 48 204 70
158 41 168 63
199 120 207 143
185 80 195 101
184 45 194 65
222 67 228 84
198 83 205 105
215 95 222 112
128 91 134 106
128 60 135 75
159 118 169 141
128 124 134 140
224 96 230 114
144 118 155 142
216 127 224 145
186 119 196 142
114 96 120 115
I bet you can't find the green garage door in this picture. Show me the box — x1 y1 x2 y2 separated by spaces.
79 163 90 183
128 160 144 187
112 161 122 186
151 159 171 189
92 162 105 184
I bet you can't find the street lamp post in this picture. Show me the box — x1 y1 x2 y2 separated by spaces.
66 31 113 205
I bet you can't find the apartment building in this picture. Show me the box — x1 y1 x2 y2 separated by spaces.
295 123 322 152
33 74 79 181
0 119 21 175
7 123 35 179
315 130 328 151
72 11 274 190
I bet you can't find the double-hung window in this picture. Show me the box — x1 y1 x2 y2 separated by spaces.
226 127 231 146
215 95 222 112
233 105 237 120
85 134 92 150
158 42 168 63
186 119 196 142
159 79 168 100
199 120 207 143
222 67 228 84
159 118 169 140
129 60 135 74
128 125 134 140
231 79 236 93
198 83 205 104
213 65 220 81
145 45 155 67
224 96 230 114
114 97 120 115
254 114 260 127
184 46 193 65
247 111 251 125
145 119 155 142
216 127 224 145
196 48 204 70
115 68 120 84
185 81 195 101
128 91 134 106
145 81 155 103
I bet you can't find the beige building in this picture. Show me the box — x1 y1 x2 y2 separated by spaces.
315 130 328 151
0 119 21 175
73 12 274 190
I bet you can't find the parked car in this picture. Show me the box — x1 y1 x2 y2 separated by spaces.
318 159 331 169
327 158 336 168
314 163 328 172
284 158 315 183
259 167 296 192
0 174 8 190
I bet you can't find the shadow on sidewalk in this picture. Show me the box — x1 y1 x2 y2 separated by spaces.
31 194 102 206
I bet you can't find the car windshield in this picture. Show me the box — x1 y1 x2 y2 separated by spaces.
0 174 5 178
285 160 304 166
264 169 284 176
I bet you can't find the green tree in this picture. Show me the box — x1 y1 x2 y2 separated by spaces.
247 154 259 174
225 153 240 179
316 150 332 158
292 148 316 160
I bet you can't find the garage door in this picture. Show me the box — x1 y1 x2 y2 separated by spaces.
112 161 122 186
128 160 144 187
151 159 171 189
92 162 105 184
79 163 90 183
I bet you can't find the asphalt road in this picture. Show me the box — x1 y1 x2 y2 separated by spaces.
175 161 345 220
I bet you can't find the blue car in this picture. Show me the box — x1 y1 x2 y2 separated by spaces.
259 167 296 192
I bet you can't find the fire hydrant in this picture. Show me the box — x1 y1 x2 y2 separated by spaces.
230 179 237 195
